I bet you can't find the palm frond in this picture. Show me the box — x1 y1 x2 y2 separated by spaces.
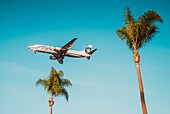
125 8 135 26
47 74 54 92
59 88 69 102
116 28 133 50
58 70 64 77
138 10 163 23
36 78 48 89
116 27 128 41
137 23 158 48
61 78 72 87
126 39 133 50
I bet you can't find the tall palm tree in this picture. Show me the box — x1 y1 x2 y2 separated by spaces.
116 8 163 114
36 67 72 114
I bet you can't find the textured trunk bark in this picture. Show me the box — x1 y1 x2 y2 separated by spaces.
49 95 54 114
133 49 148 114
135 63 148 114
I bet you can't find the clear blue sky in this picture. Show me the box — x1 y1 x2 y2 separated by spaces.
0 0 170 114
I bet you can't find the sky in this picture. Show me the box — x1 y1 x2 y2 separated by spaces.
0 0 170 114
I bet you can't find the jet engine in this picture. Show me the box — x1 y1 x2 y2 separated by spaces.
49 56 57 60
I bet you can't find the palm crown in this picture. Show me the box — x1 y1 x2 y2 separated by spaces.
36 67 72 101
116 8 163 50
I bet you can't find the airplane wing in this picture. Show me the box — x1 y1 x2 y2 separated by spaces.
53 38 77 64
59 38 77 57
61 38 77 51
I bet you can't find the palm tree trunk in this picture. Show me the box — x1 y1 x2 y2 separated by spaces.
48 95 54 114
136 62 148 114
50 105 52 114
134 50 148 114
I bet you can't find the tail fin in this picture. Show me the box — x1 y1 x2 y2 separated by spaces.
84 45 92 54
84 45 97 60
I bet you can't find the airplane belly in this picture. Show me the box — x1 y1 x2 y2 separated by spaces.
65 52 82 58
65 55 82 58
36 49 57 54
46 50 56 54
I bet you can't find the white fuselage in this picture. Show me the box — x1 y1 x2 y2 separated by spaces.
28 45 91 58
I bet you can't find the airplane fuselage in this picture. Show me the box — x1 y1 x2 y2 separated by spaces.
29 45 90 58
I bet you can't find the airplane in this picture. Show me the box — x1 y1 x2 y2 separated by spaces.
28 38 97 64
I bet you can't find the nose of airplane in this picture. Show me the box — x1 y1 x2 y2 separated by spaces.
28 45 33 49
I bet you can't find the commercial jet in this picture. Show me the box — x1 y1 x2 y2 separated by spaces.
28 38 97 64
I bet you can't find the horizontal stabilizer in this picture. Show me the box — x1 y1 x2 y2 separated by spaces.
88 48 97 55
86 48 97 60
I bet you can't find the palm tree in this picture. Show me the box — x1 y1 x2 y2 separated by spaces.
116 8 163 114
36 67 72 114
